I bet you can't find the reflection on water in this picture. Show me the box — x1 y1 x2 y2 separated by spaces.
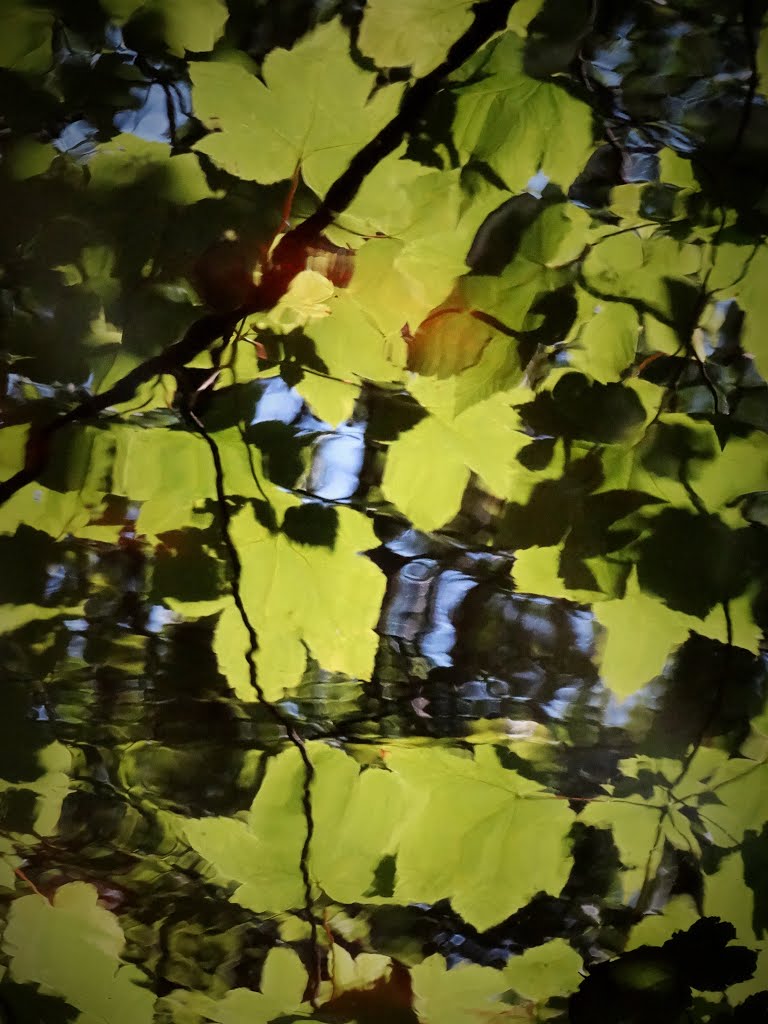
1 1 768 1020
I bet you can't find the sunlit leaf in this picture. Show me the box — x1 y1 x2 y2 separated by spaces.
310 745 406 905
389 746 575 930
565 293 640 382
625 896 701 952
519 203 591 268
677 757 768 849
582 232 701 322
184 749 307 913
730 244 768 379
594 570 693 700
88 133 215 204
3 886 154 1024
214 502 384 698
136 0 228 56
190 21 402 187
358 0 474 76
382 393 528 531
192 948 309 1023
503 937 583 1001
452 31 594 192
411 954 506 1024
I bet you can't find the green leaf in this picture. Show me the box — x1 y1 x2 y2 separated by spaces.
193 948 309 1023
135 0 228 56
0 2 53 73
678 757 768 849
6 138 57 180
503 937 583 1002
519 203 591 268
389 746 575 930
451 31 594 192
185 744 403 911
704 852 754 943
3 885 154 1024
324 946 392 999
185 749 307 913
382 415 470 530
111 426 216 538
625 896 700 951
704 853 768 1005
411 954 506 1024
579 789 692 900
190 21 402 187
303 291 404 388
350 234 469 345
696 432 768 511
408 335 527 421
582 232 701 322
309 745 405 905
358 0 475 76
512 543 617 604
88 133 215 204
758 17 768 97
382 392 529 530
295 371 358 426
214 503 385 698
594 570 693 700
729 244 768 379
565 292 640 383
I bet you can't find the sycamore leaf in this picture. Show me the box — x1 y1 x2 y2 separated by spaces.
451 31 594 192
0 2 53 73
759 17 768 97
185 745 403 912
519 203 591 268
382 415 470 530
580 789 698 900
88 134 215 204
358 0 475 76
327 947 392 997
676 757 768 848
266 270 334 331
581 232 701 322
594 570 760 701
594 572 692 700
190 21 402 187
134 0 228 56
3 886 154 1024
382 393 528 531
214 503 384 698
185 744 571 931
6 138 56 180
0 846 19 890
195 948 309 1024
503 938 583 1002
310 745 406 905
184 749 307 913
303 291 405 386
388 746 575 930
728 244 768 380
704 852 754 944
411 955 506 1024
625 895 700 951
576 746 766 898
565 293 640 383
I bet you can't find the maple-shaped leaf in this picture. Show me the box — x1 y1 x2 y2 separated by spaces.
190 21 402 189
451 30 594 193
